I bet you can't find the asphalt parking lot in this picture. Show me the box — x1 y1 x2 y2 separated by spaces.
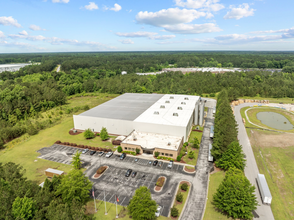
38 144 195 217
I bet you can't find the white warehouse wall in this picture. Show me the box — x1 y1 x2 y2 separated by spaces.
73 115 134 136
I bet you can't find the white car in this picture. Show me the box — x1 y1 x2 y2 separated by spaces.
82 149 89 154
167 160 173 169
98 152 104 156
105 152 113 158
155 206 162 217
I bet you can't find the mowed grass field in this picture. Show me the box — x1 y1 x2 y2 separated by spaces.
203 171 233 220
0 93 118 183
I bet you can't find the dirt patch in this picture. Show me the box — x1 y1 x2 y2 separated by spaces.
69 129 83 135
250 130 294 148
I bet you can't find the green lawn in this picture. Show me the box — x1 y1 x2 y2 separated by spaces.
0 94 118 183
252 145 294 220
86 200 169 220
203 171 233 220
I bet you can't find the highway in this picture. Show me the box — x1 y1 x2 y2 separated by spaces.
234 103 275 220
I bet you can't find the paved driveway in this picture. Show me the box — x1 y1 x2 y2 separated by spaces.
234 103 275 220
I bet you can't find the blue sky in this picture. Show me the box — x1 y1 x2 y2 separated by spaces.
0 0 293 52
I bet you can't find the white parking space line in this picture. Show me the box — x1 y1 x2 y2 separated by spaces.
119 197 126 205
176 165 180 171
108 194 114 202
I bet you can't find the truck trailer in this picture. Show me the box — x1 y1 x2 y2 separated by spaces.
256 173 272 205
210 126 214 139
208 144 213 162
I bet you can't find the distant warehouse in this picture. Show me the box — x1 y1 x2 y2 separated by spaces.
73 93 205 159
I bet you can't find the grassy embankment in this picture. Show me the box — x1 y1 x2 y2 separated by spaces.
0 93 118 183
241 106 294 219
203 171 233 220
238 96 294 104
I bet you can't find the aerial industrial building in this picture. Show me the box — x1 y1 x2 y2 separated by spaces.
73 93 205 159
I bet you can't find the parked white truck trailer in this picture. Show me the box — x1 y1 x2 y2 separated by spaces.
210 126 214 139
208 144 213 162
256 174 272 205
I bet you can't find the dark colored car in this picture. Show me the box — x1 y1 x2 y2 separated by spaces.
158 161 163 167
131 171 137 178
153 160 158 166
125 169 132 177
90 150 96 156
120 153 126 160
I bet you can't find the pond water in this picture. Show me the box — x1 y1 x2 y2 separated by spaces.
256 112 294 130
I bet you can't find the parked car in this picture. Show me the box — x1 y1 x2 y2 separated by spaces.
120 153 126 160
153 160 158 166
105 151 113 158
125 169 132 177
90 150 96 156
134 158 139 162
131 171 137 178
82 149 89 154
98 151 104 156
155 206 162 217
167 160 173 168
148 160 153 165
158 161 163 167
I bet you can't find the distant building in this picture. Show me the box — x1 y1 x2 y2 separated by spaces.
121 71 127 75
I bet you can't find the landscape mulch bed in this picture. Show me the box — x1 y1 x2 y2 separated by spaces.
69 129 82 135
176 201 183 205
155 186 162 191
184 166 195 173
93 166 108 178
192 129 203 132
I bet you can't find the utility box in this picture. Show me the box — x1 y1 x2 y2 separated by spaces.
256 174 272 205
45 168 64 178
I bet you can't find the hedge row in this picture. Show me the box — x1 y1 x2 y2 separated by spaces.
157 156 174 161
122 150 136 156
156 177 165 187
54 140 112 152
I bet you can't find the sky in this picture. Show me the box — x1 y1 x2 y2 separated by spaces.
0 0 294 53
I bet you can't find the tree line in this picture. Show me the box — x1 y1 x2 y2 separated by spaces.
211 90 257 219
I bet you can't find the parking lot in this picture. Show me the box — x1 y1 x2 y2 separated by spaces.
38 144 195 217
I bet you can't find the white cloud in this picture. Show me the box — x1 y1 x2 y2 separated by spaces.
0 16 21 28
126 9 132 13
149 35 176 40
29 24 45 31
19 30 28 36
136 8 206 26
110 3 122 12
84 2 98 10
116 31 158 38
224 3 255 20
0 40 45 50
175 0 225 11
52 0 69 3
9 34 47 41
0 31 5 38
163 23 222 34
251 27 293 34
118 39 134 44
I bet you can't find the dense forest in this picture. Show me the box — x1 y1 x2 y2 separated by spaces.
1 51 294 147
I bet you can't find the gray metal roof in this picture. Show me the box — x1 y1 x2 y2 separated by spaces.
79 93 164 121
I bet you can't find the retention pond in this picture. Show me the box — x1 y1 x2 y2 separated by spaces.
256 112 294 130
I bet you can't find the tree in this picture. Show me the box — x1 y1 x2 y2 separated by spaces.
83 128 95 139
12 196 37 220
215 141 246 171
188 151 195 159
154 151 159 157
213 168 258 219
170 206 179 217
72 151 82 170
176 193 183 202
117 146 122 153
55 169 92 205
100 127 109 141
128 186 157 220
192 137 199 149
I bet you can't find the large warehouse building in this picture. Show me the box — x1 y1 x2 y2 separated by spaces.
73 93 205 159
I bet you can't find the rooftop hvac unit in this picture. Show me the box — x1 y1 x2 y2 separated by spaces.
173 113 178 116
160 105 165 108
170 96 174 99
154 111 159 115
177 107 183 110
165 100 170 103
168 142 171 146
132 134 137 141
181 102 186 105
184 97 189 100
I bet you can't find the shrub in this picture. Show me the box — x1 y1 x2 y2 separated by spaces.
183 142 188 147
108 149 112 152
95 147 99 151
192 137 200 149
81 145 84 148
188 151 195 159
83 105 90 110
89 146 92 150
55 140 61 144
154 151 159 157
27 124 39 136
85 145 88 149
100 127 110 141
176 155 181 162
181 183 188 191
73 143 77 147
156 177 165 187
136 148 140 154
171 206 179 217
96 166 107 174
84 128 95 139
176 193 183 203
117 146 123 153
96 133 100 136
